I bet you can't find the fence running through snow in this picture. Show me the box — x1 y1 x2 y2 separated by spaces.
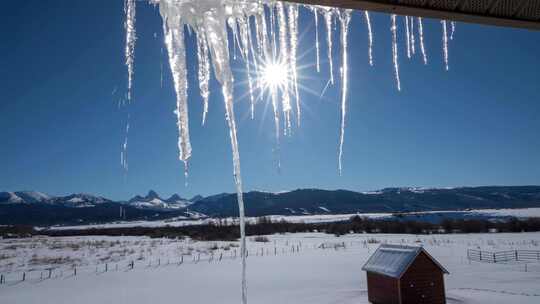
0 240 354 285
467 249 540 263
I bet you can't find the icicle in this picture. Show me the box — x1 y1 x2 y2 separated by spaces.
442 20 449 71
364 11 373 66
405 16 411 59
276 2 292 133
410 16 416 55
338 9 352 176
450 21 456 40
200 11 247 304
313 7 320 72
196 31 210 125
288 4 300 126
160 7 192 176
391 15 401 91
270 4 277 57
121 114 130 172
238 16 255 119
124 0 136 101
323 8 334 84
418 17 428 65
247 19 261 114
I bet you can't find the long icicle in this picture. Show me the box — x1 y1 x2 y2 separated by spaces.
418 17 428 65
323 8 334 84
338 9 352 176
405 15 411 59
121 114 130 172
364 11 373 66
124 0 136 102
161 14 192 177
196 31 210 125
391 14 401 91
442 20 449 71
410 16 416 55
276 2 292 134
238 16 255 119
288 4 301 127
187 5 248 303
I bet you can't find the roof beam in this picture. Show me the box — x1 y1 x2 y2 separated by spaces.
282 0 540 31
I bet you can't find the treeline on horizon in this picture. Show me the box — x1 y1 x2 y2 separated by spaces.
3 216 540 240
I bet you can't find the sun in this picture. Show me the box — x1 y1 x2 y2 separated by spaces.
260 60 289 90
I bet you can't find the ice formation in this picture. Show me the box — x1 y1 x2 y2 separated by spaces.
121 115 130 172
405 15 411 59
123 1 457 303
337 10 352 176
418 17 428 64
442 20 449 70
391 14 401 91
323 7 335 85
124 0 136 101
409 16 416 55
364 11 373 66
312 7 320 72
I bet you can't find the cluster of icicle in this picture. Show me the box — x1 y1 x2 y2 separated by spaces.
123 1 455 304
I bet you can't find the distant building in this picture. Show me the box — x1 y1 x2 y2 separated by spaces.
362 244 449 304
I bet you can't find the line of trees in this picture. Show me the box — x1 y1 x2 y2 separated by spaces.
3 216 540 240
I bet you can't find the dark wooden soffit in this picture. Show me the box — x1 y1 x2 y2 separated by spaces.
283 0 540 31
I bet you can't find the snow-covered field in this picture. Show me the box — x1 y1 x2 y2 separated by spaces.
1 232 540 303
43 207 540 231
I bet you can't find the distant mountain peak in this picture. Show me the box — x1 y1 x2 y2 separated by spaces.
146 190 160 200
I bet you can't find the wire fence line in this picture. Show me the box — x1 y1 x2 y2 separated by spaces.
0 240 356 286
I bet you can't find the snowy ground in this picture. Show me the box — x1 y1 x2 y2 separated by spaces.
1 232 540 303
44 207 540 231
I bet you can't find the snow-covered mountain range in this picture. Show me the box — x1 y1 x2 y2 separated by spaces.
127 190 193 210
3 186 540 224
0 190 197 209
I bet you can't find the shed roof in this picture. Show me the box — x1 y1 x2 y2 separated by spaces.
362 244 449 278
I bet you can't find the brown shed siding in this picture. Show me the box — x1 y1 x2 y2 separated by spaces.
400 252 446 304
367 272 400 304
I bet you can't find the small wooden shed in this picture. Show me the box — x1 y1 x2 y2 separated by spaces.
362 244 449 304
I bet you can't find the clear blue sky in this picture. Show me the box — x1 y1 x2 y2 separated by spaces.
2 1 540 200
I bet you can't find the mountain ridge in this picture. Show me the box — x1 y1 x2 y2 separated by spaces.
3 186 540 226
